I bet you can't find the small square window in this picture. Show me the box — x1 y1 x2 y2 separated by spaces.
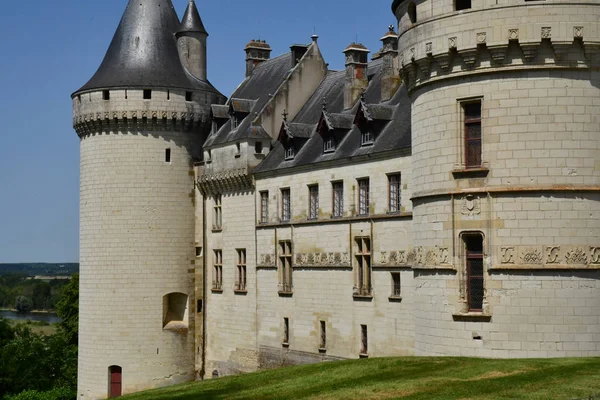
143 89 152 100
361 131 374 146
455 0 471 11
186 92 193 102
285 145 295 160
323 136 335 153
102 90 110 101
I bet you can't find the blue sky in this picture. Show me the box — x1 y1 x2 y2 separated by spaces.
0 0 395 263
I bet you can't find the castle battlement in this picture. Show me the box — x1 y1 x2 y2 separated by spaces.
394 1 600 91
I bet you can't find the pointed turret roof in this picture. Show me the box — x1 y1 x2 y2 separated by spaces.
179 0 207 34
74 0 218 94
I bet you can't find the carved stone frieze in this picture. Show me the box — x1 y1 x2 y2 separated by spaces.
500 247 515 264
477 32 487 44
292 252 350 267
574 26 583 39
461 195 481 216
425 249 438 266
259 254 275 266
591 247 600 264
566 248 588 265
520 248 543 265
541 27 551 39
509 29 519 41
546 246 561 264
439 247 450 264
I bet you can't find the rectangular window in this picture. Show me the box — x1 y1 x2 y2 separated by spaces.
308 185 319 220
354 237 372 296
357 178 370 216
283 317 290 344
391 272 401 297
260 191 269 224
361 131 374 146
255 141 263 154
143 89 152 100
360 325 368 355
213 195 222 230
103 90 110 101
464 102 482 168
388 174 401 213
284 145 295 160
165 148 171 163
323 136 335 153
213 250 223 291
332 181 344 218
236 249 247 292
465 235 484 311
281 188 291 222
319 320 327 349
455 0 471 10
185 91 193 102
279 240 293 293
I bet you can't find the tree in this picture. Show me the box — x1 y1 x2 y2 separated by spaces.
32 282 51 310
55 274 78 346
15 296 32 314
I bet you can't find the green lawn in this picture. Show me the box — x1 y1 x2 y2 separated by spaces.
123 357 600 400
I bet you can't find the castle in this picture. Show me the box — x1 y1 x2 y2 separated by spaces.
71 0 600 398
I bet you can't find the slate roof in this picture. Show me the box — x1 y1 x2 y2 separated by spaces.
254 58 411 174
204 53 294 147
74 0 221 95
179 0 207 34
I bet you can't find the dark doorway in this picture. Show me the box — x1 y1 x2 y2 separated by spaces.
109 366 122 398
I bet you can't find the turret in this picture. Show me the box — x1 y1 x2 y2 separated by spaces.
177 0 209 81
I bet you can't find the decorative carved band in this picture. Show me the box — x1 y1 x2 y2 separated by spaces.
293 252 351 267
196 168 253 194
500 246 599 267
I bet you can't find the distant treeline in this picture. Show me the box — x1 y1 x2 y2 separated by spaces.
0 263 79 277
0 274 70 311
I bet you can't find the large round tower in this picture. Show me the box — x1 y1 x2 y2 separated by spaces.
393 1 600 357
72 1 225 398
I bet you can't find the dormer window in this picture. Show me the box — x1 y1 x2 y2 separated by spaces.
284 145 295 160
323 136 335 153
231 115 238 129
361 131 374 146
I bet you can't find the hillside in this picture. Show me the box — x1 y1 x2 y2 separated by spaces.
123 357 600 400
0 263 78 277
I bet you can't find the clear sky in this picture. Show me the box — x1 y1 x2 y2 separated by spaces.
0 0 396 263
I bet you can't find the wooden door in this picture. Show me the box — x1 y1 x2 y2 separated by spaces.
109 366 122 398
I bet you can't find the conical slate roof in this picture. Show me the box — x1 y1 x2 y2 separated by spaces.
179 0 207 34
75 0 217 94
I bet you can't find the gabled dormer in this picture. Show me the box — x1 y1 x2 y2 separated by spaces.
316 104 353 154
211 105 230 135
229 98 256 129
354 96 394 147
278 111 314 161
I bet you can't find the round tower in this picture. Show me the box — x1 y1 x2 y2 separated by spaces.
176 0 209 81
393 1 600 357
72 0 225 398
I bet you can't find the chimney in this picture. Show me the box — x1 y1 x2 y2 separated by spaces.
380 26 401 102
343 43 370 109
290 44 309 66
245 40 272 77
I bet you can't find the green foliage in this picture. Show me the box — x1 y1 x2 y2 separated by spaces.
121 357 600 400
14 296 32 314
55 274 78 346
4 387 75 400
0 318 14 348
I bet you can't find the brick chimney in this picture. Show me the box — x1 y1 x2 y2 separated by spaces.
343 43 370 109
245 40 272 77
380 26 401 101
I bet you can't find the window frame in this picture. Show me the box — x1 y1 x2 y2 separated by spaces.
390 272 402 298
388 173 402 213
463 101 482 169
279 240 293 294
332 181 344 218
213 194 222 230
281 188 291 222
308 185 319 220
323 136 335 153
360 131 374 147
463 233 484 312
260 191 269 224
213 250 223 291
235 249 247 292
284 144 295 160
354 236 372 297
357 178 370 216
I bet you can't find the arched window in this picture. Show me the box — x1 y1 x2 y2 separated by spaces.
407 2 417 23
162 292 189 331
109 366 122 398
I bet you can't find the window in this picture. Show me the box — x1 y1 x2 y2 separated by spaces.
279 240 293 293
255 141 263 154
354 237 372 296
235 142 241 156
319 321 327 350
231 115 238 129
465 235 484 312
162 293 189 329
361 131 374 146
408 2 417 23
165 148 171 163
391 272 401 297
360 325 368 356
308 185 319 220
388 174 401 213
143 89 152 100
167 90 170 100
455 0 471 10
185 91 193 102
332 181 344 218
283 317 290 345
213 195 222 230
103 90 110 100
323 136 335 153
195 247 202 257
260 191 269 224
357 178 370 216
281 189 291 222
213 250 223 291
464 102 482 168
236 249 247 292
284 144 295 160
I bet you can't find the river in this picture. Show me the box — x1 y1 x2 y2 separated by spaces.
0 310 62 324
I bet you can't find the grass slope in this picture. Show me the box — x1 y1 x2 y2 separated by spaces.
123 357 600 400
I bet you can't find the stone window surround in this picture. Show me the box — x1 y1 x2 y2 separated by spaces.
453 96 490 179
